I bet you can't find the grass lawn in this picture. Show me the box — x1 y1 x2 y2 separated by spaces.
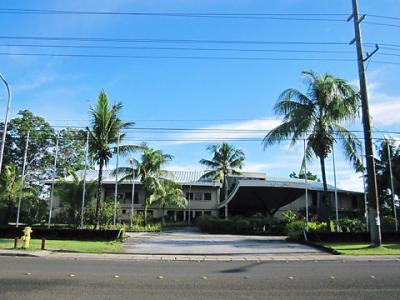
322 243 400 255
0 239 122 253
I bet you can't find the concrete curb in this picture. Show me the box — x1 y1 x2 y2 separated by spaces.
1 249 400 262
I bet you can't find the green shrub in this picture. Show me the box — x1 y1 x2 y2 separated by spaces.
234 219 252 234
286 221 307 240
129 224 161 232
282 210 297 223
308 222 329 232
339 218 366 232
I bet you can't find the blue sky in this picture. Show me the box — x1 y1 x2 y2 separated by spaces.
0 0 399 191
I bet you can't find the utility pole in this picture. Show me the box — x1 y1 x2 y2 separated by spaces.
349 0 381 245
80 130 90 229
0 73 11 175
16 130 30 227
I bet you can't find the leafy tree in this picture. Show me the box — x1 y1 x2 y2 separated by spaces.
55 171 97 227
56 128 88 178
150 179 187 225
289 171 320 182
1 110 55 185
199 143 245 215
87 91 134 229
263 71 362 220
115 145 173 224
0 164 22 224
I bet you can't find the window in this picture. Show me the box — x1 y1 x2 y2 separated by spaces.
194 192 203 201
124 192 139 204
204 193 212 201
352 196 358 209
122 209 126 214
186 192 193 200
204 211 211 216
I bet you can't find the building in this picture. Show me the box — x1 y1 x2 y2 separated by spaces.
52 170 365 222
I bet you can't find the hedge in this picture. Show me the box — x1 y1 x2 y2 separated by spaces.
195 215 286 235
0 227 120 241
306 231 400 243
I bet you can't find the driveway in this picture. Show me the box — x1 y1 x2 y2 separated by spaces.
123 227 325 256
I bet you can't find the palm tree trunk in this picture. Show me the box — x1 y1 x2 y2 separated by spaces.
162 205 165 226
6 196 14 225
95 158 104 229
319 156 330 221
224 176 229 220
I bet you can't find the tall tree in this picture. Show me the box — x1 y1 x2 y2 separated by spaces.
199 143 245 217
115 145 173 224
87 91 134 229
263 71 362 219
150 179 187 225
1 110 55 185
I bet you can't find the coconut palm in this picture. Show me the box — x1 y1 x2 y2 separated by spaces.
55 171 97 227
87 91 135 229
199 143 245 218
150 179 187 225
115 145 173 224
263 71 362 219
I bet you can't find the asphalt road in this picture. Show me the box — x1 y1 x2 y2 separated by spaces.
1 257 400 299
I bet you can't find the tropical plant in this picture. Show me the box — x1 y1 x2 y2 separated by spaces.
199 143 245 218
87 91 135 228
375 138 400 213
115 145 173 224
55 171 97 227
150 179 187 225
282 210 297 223
289 171 320 182
263 71 362 220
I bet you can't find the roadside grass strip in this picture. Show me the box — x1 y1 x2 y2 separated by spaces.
321 243 400 255
0 239 122 253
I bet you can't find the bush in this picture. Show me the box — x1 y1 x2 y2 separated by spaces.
339 218 366 232
234 219 252 234
128 224 161 232
282 210 297 223
286 221 307 240
308 222 329 232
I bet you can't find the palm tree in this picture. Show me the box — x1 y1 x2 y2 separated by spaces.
263 71 362 219
150 179 187 225
199 143 245 219
115 145 173 224
87 91 134 229
55 171 97 228
375 138 400 215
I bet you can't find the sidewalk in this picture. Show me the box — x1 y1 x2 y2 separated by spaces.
1 248 400 262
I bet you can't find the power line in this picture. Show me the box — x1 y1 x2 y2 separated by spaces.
0 43 355 54
0 35 350 45
1 52 400 64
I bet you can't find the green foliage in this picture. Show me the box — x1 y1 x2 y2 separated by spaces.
199 143 245 202
286 220 307 240
282 210 297 223
338 218 366 232
264 71 362 220
128 224 162 232
55 171 97 227
116 145 173 225
307 221 329 232
150 179 187 224
195 215 285 235
87 91 135 228
289 171 320 182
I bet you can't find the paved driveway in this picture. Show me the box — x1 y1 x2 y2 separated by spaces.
124 227 325 256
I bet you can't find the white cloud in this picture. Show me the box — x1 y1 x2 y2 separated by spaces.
170 118 281 145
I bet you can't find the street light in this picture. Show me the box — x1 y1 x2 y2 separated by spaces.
0 73 11 175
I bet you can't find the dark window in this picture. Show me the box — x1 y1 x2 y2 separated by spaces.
352 196 358 209
204 211 211 216
204 193 212 201
122 209 126 214
194 192 203 201
186 192 193 200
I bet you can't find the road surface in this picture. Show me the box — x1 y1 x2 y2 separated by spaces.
1 256 399 299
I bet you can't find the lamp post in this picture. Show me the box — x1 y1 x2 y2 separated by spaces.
0 73 12 175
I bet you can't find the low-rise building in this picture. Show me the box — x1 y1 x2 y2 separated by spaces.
51 170 364 222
